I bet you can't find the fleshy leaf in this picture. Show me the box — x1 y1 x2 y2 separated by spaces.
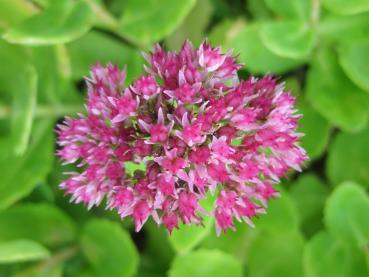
168 249 243 277
3 0 93 45
0 240 50 264
81 219 139 277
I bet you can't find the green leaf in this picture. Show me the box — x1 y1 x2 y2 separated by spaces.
306 48 369 132
208 19 246 48
247 231 305 277
298 99 331 160
166 0 213 50
339 42 369 93
323 0 369 15
303 231 369 277
168 249 243 277
0 240 50 264
327 125 369 187
168 192 216 254
247 0 273 21
0 120 54 210
229 24 303 74
261 21 315 59
325 182 369 249
0 203 76 247
0 0 36 29
320 13 369 43
10 65 37 155
67 31 143 84
81 219 139 277
256 189 299 233
3 0 93 45
118 0 196 45
264 0 310 20
290 174 329 236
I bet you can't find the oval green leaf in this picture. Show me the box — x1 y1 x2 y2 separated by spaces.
168 249 243 277
327 125 369 187
0 239 50 264
3 0 93 45
324 182 369 249
339 42 369 93
323 0 369 15
265 0 310 20
0 203 76 247
118 0 196 45
230 24 304 74
81 219 139 277
303 231 369 277
260 21 315 59
306 48 369 132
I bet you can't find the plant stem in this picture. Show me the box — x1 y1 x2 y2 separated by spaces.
0 104 83 120
311 0 321 27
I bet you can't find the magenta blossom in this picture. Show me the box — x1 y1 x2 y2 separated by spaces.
57 40 307 235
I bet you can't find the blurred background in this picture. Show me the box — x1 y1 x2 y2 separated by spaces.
1 0 369 276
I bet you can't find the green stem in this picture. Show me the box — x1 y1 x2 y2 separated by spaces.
311 0 320 27
0 104 83 120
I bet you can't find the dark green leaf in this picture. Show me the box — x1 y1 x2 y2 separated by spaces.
338 42 369 93
3 0 93 45
0 203 76 247
306 48 369 132
118 0 196 45
0 240 50 264
325 182 369 249
168 249 243 277
327 125 369 187
260 21 315 59
81 219 139 277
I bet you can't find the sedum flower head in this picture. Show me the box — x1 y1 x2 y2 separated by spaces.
57 40 308 235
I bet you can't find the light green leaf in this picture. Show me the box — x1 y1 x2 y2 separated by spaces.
168 192 216 254
208 19 246 48
67 31 143 84
327 125 369 187
323 0 369 15
247 231 305 277
0 203 76 247
265 0 310 20
306 48 369 132
298 99 331 160
290 174 329 236
0 0 36 30
81 219 139 277
325 182 369 249
339 42 369 93
168 249 243 277
10 65 37 155
118 0 196 45
166 0 213 50
229 24 304 74
0 240 50 264
256 189 299 233
260 21 315 59
320 13 369 43
0 120 54 210
303 231 369 277
3 0 93 45
247 0 273 21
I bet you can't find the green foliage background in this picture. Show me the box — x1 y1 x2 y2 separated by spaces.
1 0 369 276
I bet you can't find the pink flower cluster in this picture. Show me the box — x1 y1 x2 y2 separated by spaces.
57 41 307 235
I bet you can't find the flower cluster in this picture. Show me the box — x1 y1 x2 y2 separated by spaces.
57 40 307 235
